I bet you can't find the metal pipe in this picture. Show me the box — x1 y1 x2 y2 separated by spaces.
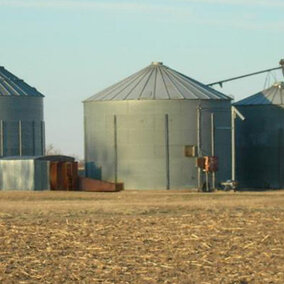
32 121 35 156
231 108 236 181
208 66 282 87
0 120 3 156
84 116 88 177
114 115 118 184
165 114 170 190
280 59 284 77
197 106 201 190
41 121 45 155
206 171 209 192
231 106 245 181
278 129 283 187
19 120 22 156
211 113 215 189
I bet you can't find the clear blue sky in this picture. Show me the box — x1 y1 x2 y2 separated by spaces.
0 0 283 158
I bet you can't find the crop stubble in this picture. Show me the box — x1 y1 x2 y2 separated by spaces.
0 191 284 283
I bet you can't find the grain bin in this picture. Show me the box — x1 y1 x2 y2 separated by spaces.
84 62 232 189
0 66 45 156
235 82 284 189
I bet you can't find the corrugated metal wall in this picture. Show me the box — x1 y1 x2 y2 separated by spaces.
236 105 284 189
0 159 49 191
0 97 45 156
84 100 231 189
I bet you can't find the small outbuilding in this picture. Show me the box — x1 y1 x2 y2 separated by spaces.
0 156 78 191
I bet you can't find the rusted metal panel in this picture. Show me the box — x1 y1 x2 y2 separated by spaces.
39 155 75 162
79 177 123 192
50 161 78 191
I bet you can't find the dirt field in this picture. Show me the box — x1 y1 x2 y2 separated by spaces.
0 190 284 284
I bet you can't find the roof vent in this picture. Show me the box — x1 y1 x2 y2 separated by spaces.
152 62 163 66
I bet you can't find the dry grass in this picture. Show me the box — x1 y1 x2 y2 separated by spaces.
0 190 284 283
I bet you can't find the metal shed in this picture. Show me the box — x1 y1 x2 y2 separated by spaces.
0 157 49 190
234 82 284 189
84 62 232 189
0 156 78 191
0 66 45 157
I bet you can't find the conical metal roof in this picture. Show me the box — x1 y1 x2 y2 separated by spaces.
234 82 284 106
0 66 44 97
85 62 231 102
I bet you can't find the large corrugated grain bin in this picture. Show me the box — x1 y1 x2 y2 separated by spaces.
235 82 284 189
84 62 232 189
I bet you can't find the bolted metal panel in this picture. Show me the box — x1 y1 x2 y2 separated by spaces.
84 99 231 190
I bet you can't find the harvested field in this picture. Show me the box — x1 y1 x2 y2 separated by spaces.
0 190 284 283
